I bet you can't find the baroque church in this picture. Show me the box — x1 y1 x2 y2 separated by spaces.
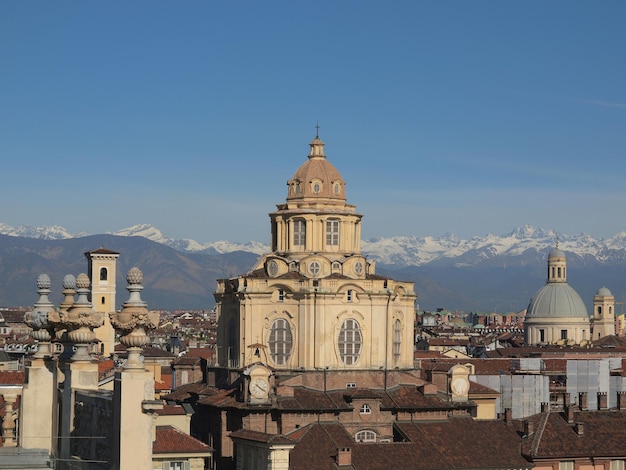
215 133 417 372
176 135 532 470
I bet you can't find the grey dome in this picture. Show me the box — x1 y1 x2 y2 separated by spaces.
596 286 612 296
549 247 566 259
527 283 589 319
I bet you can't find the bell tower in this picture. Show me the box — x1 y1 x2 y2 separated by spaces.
593 286 615 339
86 248 120 357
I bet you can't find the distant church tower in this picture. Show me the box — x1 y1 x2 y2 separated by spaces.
215 134 417 371
593 286 615 339
86 248 120 357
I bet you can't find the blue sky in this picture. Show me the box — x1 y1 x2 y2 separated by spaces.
1 2 625 243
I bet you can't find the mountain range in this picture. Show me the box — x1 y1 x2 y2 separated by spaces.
1 222 626 313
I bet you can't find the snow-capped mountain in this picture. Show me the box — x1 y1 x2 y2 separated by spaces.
2 222 626 267
0 223 89 240
360 225 623 267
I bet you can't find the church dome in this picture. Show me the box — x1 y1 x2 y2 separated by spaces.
286 135 346 202
596 286 612 296
549 247 566 259
526 283 589 319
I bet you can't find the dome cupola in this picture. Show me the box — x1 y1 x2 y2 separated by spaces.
286 135 346 202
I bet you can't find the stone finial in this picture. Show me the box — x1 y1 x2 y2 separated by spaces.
24 274 58 358
110 267 159 369
56 273 104 361
59 274 77 311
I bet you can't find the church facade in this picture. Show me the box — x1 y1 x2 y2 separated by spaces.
215 135 417 372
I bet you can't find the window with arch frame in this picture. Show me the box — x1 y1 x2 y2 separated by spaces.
269 318 293 365
100 267 108 281
338 319 362 365
355 430 376 443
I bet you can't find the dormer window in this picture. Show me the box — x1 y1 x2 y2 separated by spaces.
359 403 371 414
355 430 376 443
313 182 321 193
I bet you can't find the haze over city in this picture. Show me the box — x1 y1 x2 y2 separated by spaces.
2 1 625 243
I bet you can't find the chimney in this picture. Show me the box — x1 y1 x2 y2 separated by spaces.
567 404 576 424
563 392 570 410
576 421 585 436
541 402 550 412
504 408 512 423
524 419 535 436
579 392 588 411
618 391 626 411
337 448 352 466
598 392 608 410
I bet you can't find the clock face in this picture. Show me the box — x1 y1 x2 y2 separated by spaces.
451 377 469 396
249 377 269 399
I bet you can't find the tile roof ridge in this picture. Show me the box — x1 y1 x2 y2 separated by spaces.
530 410 551 457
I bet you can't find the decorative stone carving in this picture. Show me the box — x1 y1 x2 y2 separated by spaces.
56 273 104 362
23 274 60 358
110 268 159 369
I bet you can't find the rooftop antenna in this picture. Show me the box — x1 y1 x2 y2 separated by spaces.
315 121 320 138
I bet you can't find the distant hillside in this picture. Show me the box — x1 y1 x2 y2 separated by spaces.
2 223 626 313
0 233 258 310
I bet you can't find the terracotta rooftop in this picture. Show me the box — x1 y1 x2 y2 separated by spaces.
163 382 219 401
185 348 214 360
230 429 294 445
287 420 531 470
0 370 25 385
522 410 626 460
157 404 187 416
153 425 212 454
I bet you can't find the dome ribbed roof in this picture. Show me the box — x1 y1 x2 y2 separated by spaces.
286 136 346 201
526 283 589 319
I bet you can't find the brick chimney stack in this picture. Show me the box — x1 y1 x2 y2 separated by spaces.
337 448 352 466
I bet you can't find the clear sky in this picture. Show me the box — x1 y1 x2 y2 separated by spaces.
1 2 625 244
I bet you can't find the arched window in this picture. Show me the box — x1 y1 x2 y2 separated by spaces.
393 319 402 360
359 403 371 414
294 219 306 246
100 267 108 281
338 319 362 365
269 318 293 365
355 430 376 443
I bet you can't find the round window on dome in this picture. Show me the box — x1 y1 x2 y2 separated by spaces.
313 182 321 193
